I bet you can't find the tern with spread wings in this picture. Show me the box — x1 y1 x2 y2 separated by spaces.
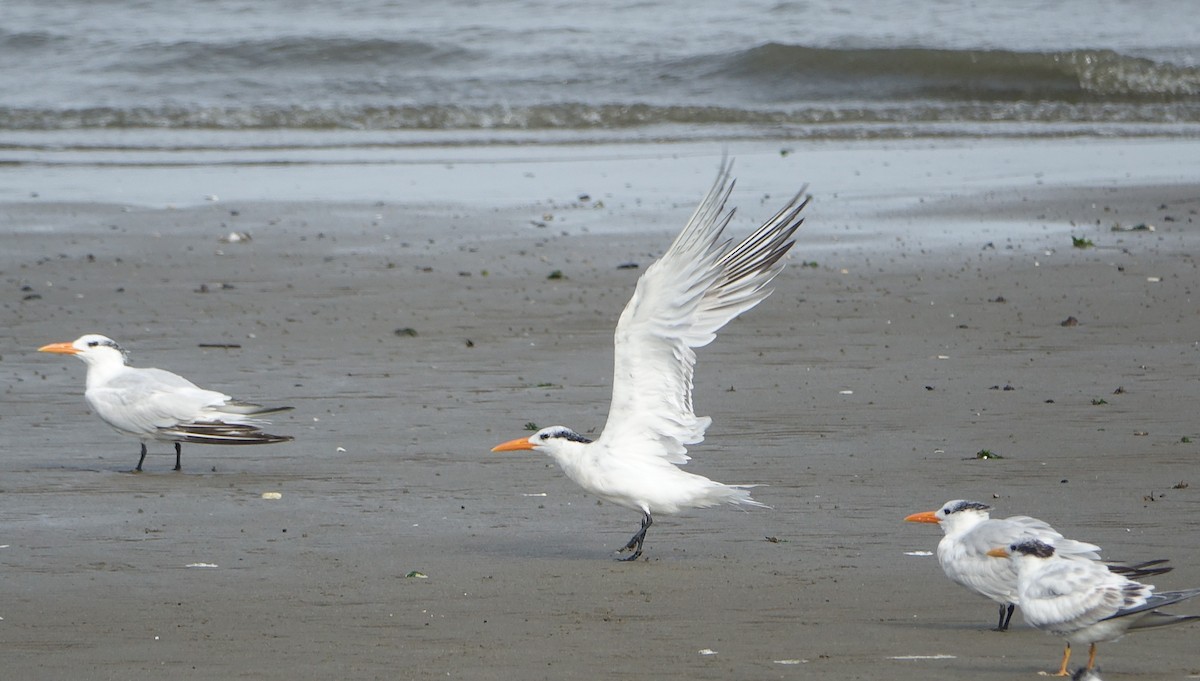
492 163 808 560
39 334 293 471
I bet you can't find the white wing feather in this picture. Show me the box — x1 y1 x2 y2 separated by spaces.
597 163 808 463
86 365 286 438
86 367 233 435
1019 558 1147 633
942 517 1102 604
998 516 1102 559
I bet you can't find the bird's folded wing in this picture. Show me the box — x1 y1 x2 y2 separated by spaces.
158 421 292 444
1121 610 1200 630
1001 515 1061 539
597 163 807 463
1023 562 1145 626
89 369 232 433
1104 587 1200 621
998 516 1102 559
964 520 1047 556
213 401 293 416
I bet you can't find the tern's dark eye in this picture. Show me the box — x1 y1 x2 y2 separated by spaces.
539 433 550 440
87 341 99 347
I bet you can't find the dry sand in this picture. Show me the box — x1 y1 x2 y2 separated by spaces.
2 142 1199 679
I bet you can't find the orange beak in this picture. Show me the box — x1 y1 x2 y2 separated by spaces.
986 547 1010 558
38 342 80 355
904 510 941 524
491 436 536 452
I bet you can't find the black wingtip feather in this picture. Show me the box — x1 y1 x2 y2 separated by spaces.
160 421 293 445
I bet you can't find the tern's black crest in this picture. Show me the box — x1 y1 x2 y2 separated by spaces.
84 335 131 363
944 500 991 515
1010 538 1056 558
538 427 593 444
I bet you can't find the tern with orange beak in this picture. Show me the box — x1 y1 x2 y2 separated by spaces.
39 334 293 471
988 539 1200 676
492 162 808 560
905 500 1171 631
902 501 1166 633
905 500 1110 631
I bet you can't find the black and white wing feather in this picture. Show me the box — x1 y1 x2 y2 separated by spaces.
597 163 808 463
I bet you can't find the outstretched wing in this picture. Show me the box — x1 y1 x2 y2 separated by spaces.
596 162 808 463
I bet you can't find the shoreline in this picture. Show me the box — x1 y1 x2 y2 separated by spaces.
2 137 1199 209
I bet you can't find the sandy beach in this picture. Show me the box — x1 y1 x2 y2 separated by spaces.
3 140 1200 679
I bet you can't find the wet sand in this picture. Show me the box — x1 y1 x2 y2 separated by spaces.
2 142 1200 679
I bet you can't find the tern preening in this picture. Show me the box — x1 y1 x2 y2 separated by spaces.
905 500 1171 631
38 334 293 472
492 163 809 560
988 539 1200 676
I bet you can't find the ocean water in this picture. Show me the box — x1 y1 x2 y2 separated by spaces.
2 0 1199 154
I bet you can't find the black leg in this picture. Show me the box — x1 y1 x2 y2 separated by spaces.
618 511 653 561
174 442 182 471
135 443 148 472
995 603 1015 631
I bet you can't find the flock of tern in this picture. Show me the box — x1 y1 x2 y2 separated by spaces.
36 161 1197 674
907 499 1199 675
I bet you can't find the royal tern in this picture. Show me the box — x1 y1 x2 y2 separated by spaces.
988 539 1200 676
904 500 1170 631
492 163 808 560
38 334 293 471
